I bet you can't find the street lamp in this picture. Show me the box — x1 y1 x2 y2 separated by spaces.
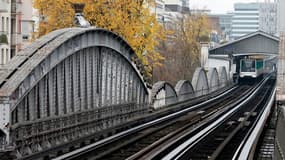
71 3 91 28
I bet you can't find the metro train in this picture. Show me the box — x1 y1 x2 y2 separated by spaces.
239 58 264 79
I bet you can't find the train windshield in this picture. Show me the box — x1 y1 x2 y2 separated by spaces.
241 60 255 72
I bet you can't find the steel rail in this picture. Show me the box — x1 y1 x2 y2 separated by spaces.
161 76 271 160
234 86 276 160
128 77 270 160
209 84 271 160
97 86 249 160
53 86 240 160
127 83 260 160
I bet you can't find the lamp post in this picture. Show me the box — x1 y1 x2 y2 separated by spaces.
71 3 91 28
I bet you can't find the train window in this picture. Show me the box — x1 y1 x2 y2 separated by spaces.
241 59 255 72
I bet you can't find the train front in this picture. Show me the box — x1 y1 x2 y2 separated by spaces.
240 58 264 79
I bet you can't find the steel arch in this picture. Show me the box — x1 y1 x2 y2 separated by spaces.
175 80 194 101
151 81 178 109
192 68 209 96
0 28 150 156
207 68 219 92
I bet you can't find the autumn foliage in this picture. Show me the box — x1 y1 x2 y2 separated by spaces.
34 0 165 77
153 13 210 84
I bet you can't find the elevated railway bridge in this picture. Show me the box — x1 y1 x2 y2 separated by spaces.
0 27 279 160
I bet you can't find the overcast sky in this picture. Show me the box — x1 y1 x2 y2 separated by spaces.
190 0 268 14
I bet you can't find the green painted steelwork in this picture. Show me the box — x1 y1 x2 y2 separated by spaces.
256 60 264 70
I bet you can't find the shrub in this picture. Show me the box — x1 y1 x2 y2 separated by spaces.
0 34 8 44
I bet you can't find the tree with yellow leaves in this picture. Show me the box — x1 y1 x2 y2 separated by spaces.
154 13 210 84
34 0 165 77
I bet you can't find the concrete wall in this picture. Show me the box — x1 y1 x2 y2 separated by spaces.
207 58 230 74
175 80 194 101
151 66 231 109
201 43 209 68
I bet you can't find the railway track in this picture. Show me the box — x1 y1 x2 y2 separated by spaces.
54 81 261 160
142 76 276 160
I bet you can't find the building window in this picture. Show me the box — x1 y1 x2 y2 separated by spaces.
1 49 4 64
22 35 29 40
1 17 4 32
11 49 15 58
0 49 2 64
6 17 8 32
6 49 9 62
3 48 5 64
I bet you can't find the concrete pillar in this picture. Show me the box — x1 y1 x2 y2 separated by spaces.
200 42 209 68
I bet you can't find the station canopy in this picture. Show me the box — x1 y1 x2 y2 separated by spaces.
209 31 279 56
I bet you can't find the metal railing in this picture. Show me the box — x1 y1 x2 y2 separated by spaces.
0 135 8 151
0 138 4 151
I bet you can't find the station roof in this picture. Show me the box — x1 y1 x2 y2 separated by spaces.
209 30 279 56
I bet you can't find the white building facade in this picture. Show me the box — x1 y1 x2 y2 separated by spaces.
231 2 277 39
149 0 166 23
21 0 36 49
164 0 190 14
161 0 190 29
278 0 285 33
231 3 260 39
0 0 37 65
259 2 277 35
219 13 233 40
0 0 11 65
149 0 191 22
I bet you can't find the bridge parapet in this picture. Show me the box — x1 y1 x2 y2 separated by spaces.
218 66 228 87
152 81 178 109
192 67 209 96
207 68 219 92
175 80 194 101
151 67 231 109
